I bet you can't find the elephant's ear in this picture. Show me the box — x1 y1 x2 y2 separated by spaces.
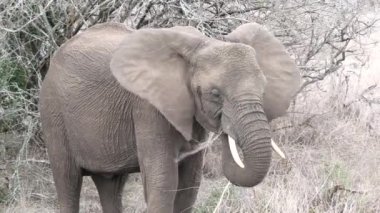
110 27 204 141
225 23 301 120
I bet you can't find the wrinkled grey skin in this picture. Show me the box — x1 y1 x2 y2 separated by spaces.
39 23 299 213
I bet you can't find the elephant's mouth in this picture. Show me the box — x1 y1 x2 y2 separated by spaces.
194 111 221 133
226 135 286 168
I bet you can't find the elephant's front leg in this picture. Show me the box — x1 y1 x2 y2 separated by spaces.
134 104 182 213
174 150 204 212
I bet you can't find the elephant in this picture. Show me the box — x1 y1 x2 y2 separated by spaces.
39 22 300 213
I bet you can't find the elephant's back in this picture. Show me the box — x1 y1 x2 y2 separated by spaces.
42 22 135 129
59 23 132 51
43 23 133 99
51 23 132 78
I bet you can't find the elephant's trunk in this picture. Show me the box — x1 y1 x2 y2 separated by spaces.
221 96 272 187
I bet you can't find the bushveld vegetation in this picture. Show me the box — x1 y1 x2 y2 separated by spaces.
1 0 379 212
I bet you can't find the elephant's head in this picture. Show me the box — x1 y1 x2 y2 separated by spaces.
110 23 300 187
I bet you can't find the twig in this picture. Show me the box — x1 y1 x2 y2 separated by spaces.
344 84 379 107
272 113 320 132
0 0 55 33
327 185 365 201
136 0 154 29
213 182 231 213
25 159 50 165
175 132 221 163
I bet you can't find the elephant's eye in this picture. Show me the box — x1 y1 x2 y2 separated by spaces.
211 88 220 98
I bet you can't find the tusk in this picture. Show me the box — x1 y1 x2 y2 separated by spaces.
271 139 286 159
228 135 245 168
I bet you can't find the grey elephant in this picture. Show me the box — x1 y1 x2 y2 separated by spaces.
39 22 300 213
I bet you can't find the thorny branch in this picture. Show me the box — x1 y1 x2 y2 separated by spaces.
344 84 380 106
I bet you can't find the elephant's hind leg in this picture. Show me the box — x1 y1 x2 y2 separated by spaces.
91 174 128 213
45 126 83 213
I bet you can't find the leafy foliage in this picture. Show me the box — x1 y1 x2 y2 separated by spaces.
0 60 27 91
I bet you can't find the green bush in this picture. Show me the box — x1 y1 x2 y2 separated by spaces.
0 186 8 204
0 59 27 91
0 59 28 132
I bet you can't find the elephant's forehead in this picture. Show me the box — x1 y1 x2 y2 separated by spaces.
196 44 256 71
201 43 255 60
